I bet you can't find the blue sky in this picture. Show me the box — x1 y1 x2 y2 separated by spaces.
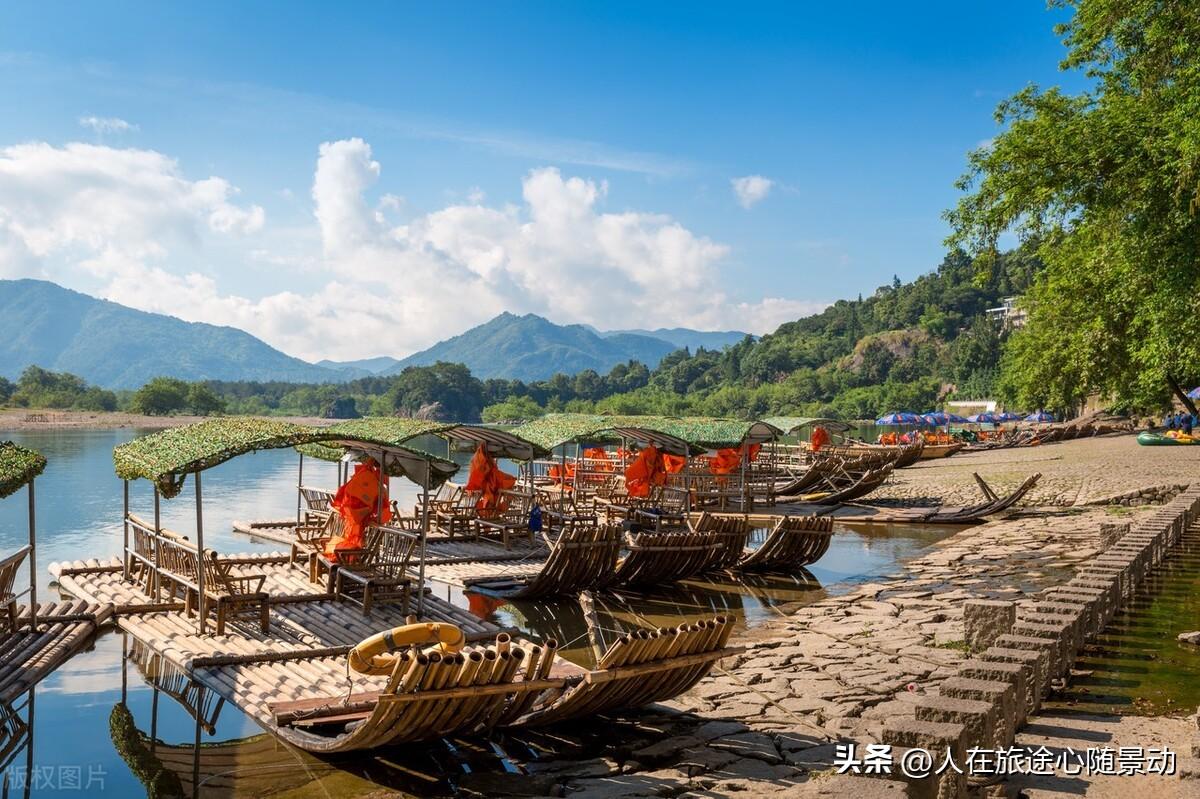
0 2 1082 361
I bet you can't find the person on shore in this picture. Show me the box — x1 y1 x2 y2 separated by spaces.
1184 415 1194 436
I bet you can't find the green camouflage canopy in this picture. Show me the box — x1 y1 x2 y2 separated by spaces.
513 413 781 455
114 417 458 498
296 417 549 461
0 441 46 499
761 416 853 435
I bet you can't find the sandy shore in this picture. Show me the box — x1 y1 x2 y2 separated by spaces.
0 409 332 431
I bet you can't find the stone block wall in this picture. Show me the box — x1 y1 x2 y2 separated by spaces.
879 484 1200 799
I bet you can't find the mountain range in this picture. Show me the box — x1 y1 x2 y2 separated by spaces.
0 280 748 388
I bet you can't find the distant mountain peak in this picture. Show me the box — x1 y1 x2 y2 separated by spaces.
0 279 347 388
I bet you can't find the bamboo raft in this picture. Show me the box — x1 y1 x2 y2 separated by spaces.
736 516 835 572
51 556 740 751
0 600 112 702
460 524 623 600
234 519 550 565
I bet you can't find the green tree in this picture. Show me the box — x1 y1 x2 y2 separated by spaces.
946 0 1200 411
186 384 226 416
481 396 544 422
131 377 190 416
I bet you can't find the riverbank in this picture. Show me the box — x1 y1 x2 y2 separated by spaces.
542 504 1200 797
866 434 1200 507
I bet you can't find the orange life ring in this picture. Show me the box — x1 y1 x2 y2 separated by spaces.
348 622 465 675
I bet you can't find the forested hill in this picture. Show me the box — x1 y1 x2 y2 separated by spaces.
179 245 1040 421
480 244 1041 421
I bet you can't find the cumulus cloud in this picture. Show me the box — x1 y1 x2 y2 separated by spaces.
731 174 773 209
0 138 819 361
78 116 138 134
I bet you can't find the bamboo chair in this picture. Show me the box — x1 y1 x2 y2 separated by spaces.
417 482 462 518
299 486 334 525
472 490 536 550
736 515 834 572
462 522 624 600
517 616 740 727
333 525 419 616
609 528 723 587
268 635 562 751
435 490 482 538
690 513 752 570
155 535 270 635
0 547 30 633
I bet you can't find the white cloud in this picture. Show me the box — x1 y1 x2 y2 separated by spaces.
731 174 773 209
78 116 138 134
0 138 819 361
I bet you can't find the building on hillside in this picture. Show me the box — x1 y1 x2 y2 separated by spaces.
985 296 1028 330
946 399 997 417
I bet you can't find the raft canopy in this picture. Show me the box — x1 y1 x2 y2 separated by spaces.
0 441 46 499
114 417 459 499
512 413 782 456
761 416 852 435
295 417 550 461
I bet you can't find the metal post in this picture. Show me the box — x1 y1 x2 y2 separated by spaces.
153 488 162 602
417 462 430 616
375 453 386 523
122 480 130 581
27 479 36 631
559 446 568 514
195 472 206 635
296 453 305 527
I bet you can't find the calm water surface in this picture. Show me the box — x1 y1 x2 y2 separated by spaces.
0 428 956 797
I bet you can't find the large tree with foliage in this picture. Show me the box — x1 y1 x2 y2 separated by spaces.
947 0 1200 411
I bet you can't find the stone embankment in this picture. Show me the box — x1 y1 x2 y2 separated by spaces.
541 442 1200 797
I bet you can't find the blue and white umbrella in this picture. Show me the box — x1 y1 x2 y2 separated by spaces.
1188 386 1200 400
922 411 969 426
876 412 923 426
968 413 1001 424
1025 411 1055 423
997 412 1023 422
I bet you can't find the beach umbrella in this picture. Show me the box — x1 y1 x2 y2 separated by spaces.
923 411 969 426
1025 411 1055 423
998 411 1023 422
876 412 922 426
1188 386 1200 400
968 413 1000 424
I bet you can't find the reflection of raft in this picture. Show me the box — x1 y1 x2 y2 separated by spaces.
1138 431 1198 446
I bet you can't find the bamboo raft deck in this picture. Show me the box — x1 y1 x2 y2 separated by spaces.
233 519 550 564
0 600 112 702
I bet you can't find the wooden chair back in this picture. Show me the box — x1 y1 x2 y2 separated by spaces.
0 546 30 602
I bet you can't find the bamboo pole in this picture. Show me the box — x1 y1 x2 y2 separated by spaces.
195 471 207 636
27 478 37 632
417 461 430 617
296 453 305 527
153 488 162 603
122 480 132 583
